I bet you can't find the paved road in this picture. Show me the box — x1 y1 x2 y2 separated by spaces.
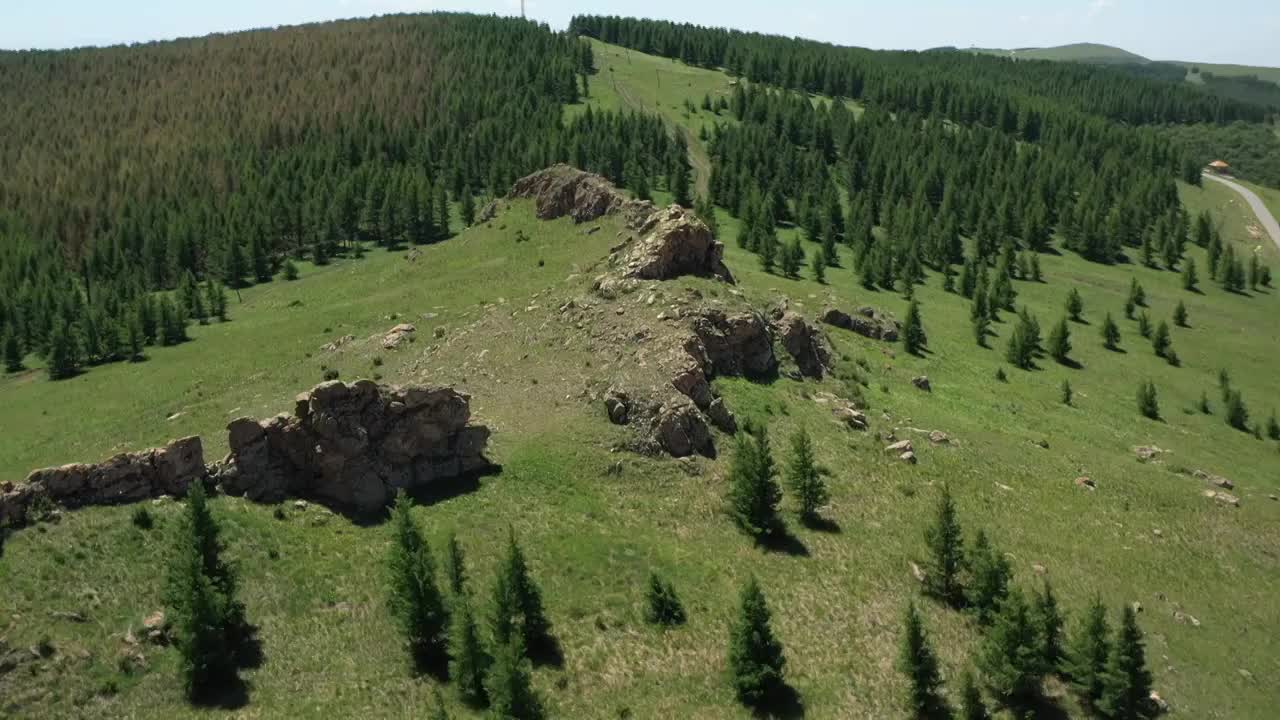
1203 173 1280 253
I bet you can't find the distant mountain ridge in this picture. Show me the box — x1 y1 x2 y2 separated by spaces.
968 43 1280 84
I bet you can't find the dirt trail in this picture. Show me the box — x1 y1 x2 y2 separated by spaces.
1203 173 1280 253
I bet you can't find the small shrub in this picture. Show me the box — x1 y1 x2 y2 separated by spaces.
995 367 1008 383
372 356 383 367
644 573 686 626
323 368 340 381
272 506 287 521
131 506 154 530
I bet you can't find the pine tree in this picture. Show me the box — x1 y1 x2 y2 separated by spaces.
1065 595 1111 705
1151 321 1171 358
965 529 1011 625
1128 278 1146 308
1265 411 1280 441
283 259 299 281
448 593 490 707
386 492 448 673
1224 389 1250 431
126 314 145 362
485 632 543 720
165 481 246 699
727 423 783 541
490 529 552 657
1048 317 1072 364
728 576 787 707
1137 380 1160 420
785 428 828 523
46 321 79 380
1181 258 1198 291
1198 391 1212 414
780 237 803 278
1033 581 1065 670
1066 288 1084 322
811 249 826 283
897 601 946 717
922 484 964 605
1099 605 1155 720
3 327 23 372
443 531 467 597
902 299 926 355
223 239 248 288
1137 311 1151 339
977 588 1046 711
1173 301 1188 327
1102 312 1121 350
959 668 991 720
643 572 686 626
1060 380 1073 406
459 186 476 227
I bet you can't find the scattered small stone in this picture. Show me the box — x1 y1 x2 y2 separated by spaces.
1034 439 1050 449
911 375 931 392
885 439 913 454
48 610 87 623
1152 529 1163 538
1173 610 1201 627
1075 476 1096 490
1031 563 1047 575
909 562 927 584
1238 668 1254 682
381 323 416 349
1149 692 1169 713
899 451 917 465
1202 489 1240 507
928 430 949 445
1133 445 1166 462
1131 602 1143 614
293 500 308 511
994 482 1014 492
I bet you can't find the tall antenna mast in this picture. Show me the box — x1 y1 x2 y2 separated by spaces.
521 0 526 19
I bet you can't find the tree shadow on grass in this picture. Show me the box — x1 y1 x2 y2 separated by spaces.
800 514 841 534
1006 695 1070 720
233 621 265 670
1056 357 1085 371
758 526 809 557
529 633 565 669
191 674 251 710
750 683 806 719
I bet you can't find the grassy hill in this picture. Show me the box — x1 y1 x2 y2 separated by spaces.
4 38 1280 720
973 43 1150 65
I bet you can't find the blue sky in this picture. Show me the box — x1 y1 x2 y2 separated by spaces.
3 1 1278 67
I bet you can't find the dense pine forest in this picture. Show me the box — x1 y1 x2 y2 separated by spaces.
569 15 1265 300
0 14 676 379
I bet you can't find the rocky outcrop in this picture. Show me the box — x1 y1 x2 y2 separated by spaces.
911 376 932 392
652 401 714 458
506 164 654 225
689 310 777 379
822 305 901 342
382 323 416 349
772 311 833 378
211 381 491 516
612 206 732 283
1 437 205 526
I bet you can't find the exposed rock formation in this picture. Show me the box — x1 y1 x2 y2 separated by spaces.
822 305 901 342
1 438 205 526
211 380 491 516
382 323 416 349
772 311 833 378
689 310 776 379
505 164 654 225
911 376 932 392
652 401 715 458
611 206 732 283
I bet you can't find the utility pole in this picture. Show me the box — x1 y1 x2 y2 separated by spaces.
521 0 525 19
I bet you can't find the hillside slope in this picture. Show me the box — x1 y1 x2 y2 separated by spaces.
4 38 1280 720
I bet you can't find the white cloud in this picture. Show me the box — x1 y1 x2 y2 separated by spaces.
1086 0 1115 19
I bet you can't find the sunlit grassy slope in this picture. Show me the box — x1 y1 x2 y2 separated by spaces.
3 42 1280 720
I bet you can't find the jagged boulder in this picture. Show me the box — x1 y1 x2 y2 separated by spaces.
822 305 901 342
614 205 733 283
652 401 714 458
689 310 776 379
382 323 416 349
2 437 205 526
212 381 491 516
773 311 833 378
605 387 631 425
507 164 654 225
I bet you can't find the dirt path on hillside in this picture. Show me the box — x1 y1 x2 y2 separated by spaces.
1203 173 1280 253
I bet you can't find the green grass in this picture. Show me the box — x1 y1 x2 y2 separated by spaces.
4 42 1280 720
1169 61 1280 86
